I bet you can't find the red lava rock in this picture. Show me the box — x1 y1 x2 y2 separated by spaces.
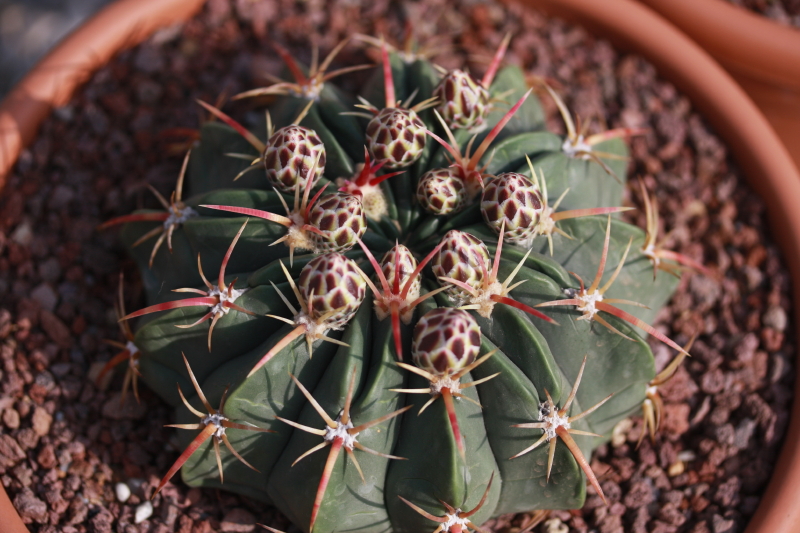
761 327 784 352
31 405 53 436
650 521 679 533
700 368 726 394
713 476 741 507
598 513 624 533
0 433 25 463
2 407 20 429
624 480 656 508
192 519 215 533
13 487 48 524
711 514 737 533
658 502 687 527
90 507 114 533
178 514 194 533
101 392 147 420
658 366 698 402
690 522 711 533
36 443 57 469
661 403 691 435
39 309 72 349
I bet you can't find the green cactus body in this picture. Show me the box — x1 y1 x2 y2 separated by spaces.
112 47 681 533
480 127 628 212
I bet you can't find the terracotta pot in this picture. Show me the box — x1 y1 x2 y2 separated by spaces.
1 0 800 531
0 0 205 188
636 0 800 175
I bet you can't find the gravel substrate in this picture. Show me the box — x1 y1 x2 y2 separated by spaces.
0 1 794 532
726 0 800 25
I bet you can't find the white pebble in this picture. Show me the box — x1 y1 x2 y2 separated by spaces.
114 482 131 503
134 501 153 524
610 417 633 447
544 518 569 533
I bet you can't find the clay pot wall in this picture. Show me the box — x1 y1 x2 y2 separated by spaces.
1 1 799 532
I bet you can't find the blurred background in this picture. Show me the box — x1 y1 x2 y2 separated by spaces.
0 0 113 97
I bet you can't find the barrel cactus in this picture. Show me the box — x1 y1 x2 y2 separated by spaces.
99 36 699 533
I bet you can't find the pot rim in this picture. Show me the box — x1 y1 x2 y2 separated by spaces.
0 0 205 189
1 0 799 532
637 0 800 89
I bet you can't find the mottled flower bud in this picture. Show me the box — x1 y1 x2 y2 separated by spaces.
481 172 543 244
431 230 490 303
366 108 426 169
263 125 326 192
299 253 366 329
308 192 367 253
412 308 482 374
380 245 420 302
417 168 468 215
433 69 491 132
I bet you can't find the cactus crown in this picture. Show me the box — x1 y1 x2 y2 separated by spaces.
100 33 700 533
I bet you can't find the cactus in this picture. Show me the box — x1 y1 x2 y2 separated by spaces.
101 35 700 533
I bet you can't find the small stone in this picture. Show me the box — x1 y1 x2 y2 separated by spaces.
16 427 39 449
115 482 131 503
3 408 20 429
31 406 53 436
136 79 163 104
711 514 736 533
36 443 57 469
0 434 26 461
544 518 569 533
623 480 655 508
102 393 147 420
667 460 684 477
661 403 691 435
31 283 58 312
733 418 757 449
762 305 787 331
714 424 735 447
134 501 153 524
690 275 721 307
713 476 741 507
89 507 113 533
700 369 725 394
10 221 33 246
38 258 62 283
135 45 165 73
220 508 256 532
14 488 48 523
39 309 72 348
610 418 632 447
49 185 76 210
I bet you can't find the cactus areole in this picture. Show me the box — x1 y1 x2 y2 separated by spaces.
106 36 692 533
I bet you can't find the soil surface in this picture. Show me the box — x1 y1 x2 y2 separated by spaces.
0 1 794 532
726 0 800 25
